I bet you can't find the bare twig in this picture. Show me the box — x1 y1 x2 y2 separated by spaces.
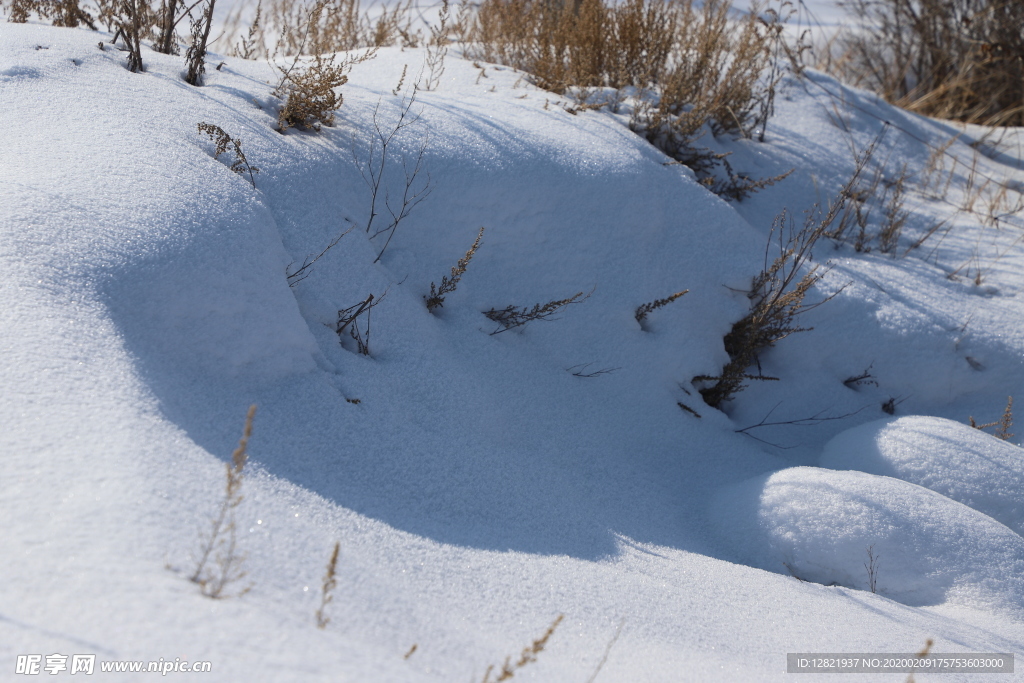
864 544 879 593
336 290 388 355
286 223 355 286
567 362 620 378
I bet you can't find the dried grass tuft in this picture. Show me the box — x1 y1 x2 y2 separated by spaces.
464 0 794 200
829 0 1024 126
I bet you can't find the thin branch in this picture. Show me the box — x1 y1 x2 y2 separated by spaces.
736 403 866 435
286 223 355 286
567 362 620 378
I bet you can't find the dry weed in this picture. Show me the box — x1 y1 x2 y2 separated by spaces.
419 0 450 91
465 0 792 199
696 201 845 407
184 0 216 84
831 0 1024 126
863 544 879 593
190 405 256 598
485 289 592 335
635 289 688 328
315 541 340 629
337 290 387 355
481 614 563 683
426 227 484 311
356 90 432 263
969 396 1014 441
197 122 260 187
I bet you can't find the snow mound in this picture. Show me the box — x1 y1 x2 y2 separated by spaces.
711 466 1024 613
821 416 1024 536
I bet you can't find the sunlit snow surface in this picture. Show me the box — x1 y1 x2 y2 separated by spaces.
2 15 1024 682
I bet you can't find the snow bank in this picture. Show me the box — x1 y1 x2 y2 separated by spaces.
711 466 1024 613
821 416 1024 536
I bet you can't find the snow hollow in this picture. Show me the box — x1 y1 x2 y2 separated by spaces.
2 13 1024 682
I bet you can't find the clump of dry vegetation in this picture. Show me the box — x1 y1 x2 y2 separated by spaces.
696 191 851 408
269 0 378 131
828 0 1024 126
184 0 215 84
831 155 911 256
217 0 422 59
464 0 795 199
6 0 97 27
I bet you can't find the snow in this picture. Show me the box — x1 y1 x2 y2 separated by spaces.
3 9 1024 682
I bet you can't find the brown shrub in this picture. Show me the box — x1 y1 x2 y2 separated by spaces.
831 0 1024 126
465 0 790 199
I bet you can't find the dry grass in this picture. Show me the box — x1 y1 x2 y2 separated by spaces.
830 0 1024 126
315 541 340 629
217 0 419 58
481 614 563 683
905 639 934 683
190 404 256 599
464 0 792 199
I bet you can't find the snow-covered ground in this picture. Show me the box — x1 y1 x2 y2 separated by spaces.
2 13 1024 682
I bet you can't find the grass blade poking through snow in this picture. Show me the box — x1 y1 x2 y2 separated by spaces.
481 614 563 683
190 404 255 598
315 541 340 629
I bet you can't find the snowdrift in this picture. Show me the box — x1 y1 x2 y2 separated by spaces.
712 466 1024 612
822 416 1024 536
